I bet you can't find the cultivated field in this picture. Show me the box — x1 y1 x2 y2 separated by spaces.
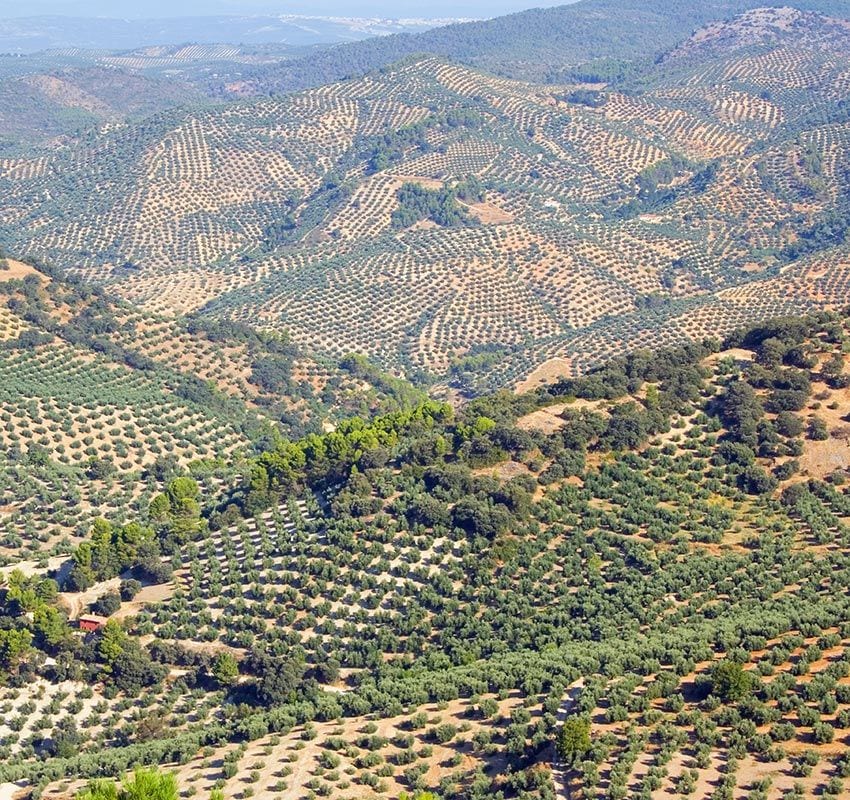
3 10 850 392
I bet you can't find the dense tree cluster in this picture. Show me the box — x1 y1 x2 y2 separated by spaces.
66 518 162 591
391 183 478 230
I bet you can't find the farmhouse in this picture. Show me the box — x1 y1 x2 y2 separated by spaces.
77 614 108 633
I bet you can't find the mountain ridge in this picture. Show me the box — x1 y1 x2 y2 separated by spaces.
218 0 850 95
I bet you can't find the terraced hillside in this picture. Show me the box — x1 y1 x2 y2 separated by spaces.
4 309 850 800
0 258 423 567
3 7 850 393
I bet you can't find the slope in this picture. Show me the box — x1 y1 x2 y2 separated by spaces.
4 309 850 800
221 0 850 96
0 256 424 565
4 9 850 391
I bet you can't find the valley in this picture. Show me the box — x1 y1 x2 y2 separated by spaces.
3 2 850 799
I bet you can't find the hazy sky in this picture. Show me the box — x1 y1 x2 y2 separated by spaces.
0 0 568 18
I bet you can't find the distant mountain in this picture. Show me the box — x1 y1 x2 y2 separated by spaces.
664 5 850 61
0 55 218 154
223 0 850 95
0 15 469 54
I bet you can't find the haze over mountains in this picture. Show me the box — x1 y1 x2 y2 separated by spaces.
3 0 563 17
0 15 470 54
0 0 570 54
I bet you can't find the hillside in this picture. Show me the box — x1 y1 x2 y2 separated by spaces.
5 3 850 799
8 2 850 799
3 10 850 391
3 308 850 799
0 55 209 152
0 43 307 152
0 257 423 567
218 0 850 94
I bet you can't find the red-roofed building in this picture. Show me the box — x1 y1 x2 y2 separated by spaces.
78 615 108 633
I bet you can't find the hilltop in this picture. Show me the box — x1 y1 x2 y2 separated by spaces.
664 6 850 60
